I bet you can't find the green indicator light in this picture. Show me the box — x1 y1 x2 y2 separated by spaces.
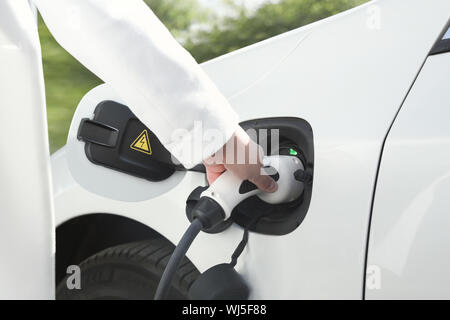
289 148 298 156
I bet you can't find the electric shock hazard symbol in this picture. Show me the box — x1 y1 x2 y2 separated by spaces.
130 130 152 155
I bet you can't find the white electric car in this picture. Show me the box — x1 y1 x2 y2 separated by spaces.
51 0 450 299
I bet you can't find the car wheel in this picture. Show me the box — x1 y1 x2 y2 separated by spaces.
56 239 199 300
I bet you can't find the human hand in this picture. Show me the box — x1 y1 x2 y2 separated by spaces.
203 127 278 193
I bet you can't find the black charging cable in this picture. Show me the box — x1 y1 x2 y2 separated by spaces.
154 190 266 300
229 214 263 267
154 196 226 300
154 219 203 300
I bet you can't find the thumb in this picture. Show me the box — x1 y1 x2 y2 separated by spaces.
249 175 278 193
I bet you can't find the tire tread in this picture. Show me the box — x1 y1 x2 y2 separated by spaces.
56 238 199 300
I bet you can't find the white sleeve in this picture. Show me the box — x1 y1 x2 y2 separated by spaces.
33 0 239 168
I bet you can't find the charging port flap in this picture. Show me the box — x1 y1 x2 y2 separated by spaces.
77 100 176 182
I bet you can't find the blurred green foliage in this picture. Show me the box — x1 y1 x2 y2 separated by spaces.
185 0 367 62
142 0 209 38
40 0 367 153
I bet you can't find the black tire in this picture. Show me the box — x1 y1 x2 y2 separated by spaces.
56 239 200 300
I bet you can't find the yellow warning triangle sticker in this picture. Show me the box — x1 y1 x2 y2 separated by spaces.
130 129 152 155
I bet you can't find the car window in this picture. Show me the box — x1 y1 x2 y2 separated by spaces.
443 26 450 40
430 24 450 55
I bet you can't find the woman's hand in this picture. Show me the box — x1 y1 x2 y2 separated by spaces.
203 127 278 193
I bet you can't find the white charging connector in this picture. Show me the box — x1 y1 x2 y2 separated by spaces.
200 155 305 220
258 155 304 204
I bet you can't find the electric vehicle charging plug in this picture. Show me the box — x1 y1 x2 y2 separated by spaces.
154 155 305 300
199 155 305 219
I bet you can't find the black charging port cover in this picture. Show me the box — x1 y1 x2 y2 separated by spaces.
77 100 176 181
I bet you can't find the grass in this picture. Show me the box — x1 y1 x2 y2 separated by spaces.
39 17 102 153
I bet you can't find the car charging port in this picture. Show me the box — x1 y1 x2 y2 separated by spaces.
186 117 314 236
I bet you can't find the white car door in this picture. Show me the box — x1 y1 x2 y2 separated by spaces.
366 25 450 299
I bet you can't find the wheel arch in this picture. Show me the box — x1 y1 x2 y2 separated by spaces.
55 213 166 285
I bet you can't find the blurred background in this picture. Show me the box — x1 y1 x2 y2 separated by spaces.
39 0 367 153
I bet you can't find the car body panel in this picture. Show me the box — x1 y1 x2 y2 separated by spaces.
0 1 54 299
366 53 450 299
53 0 450 299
